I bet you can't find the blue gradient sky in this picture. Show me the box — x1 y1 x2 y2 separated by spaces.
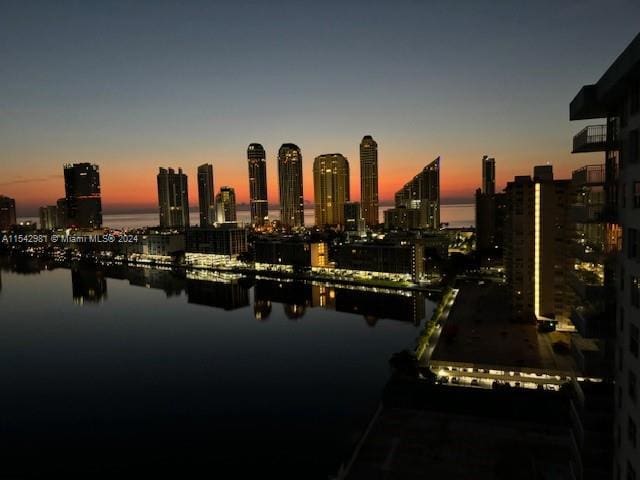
1 0 640 214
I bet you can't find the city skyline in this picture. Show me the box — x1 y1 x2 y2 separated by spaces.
3 2 640 215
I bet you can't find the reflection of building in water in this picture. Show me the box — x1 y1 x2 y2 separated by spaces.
253 279 425 324
333 288 425 325
254 299 272 321
283 303 306 320
254 280 312 320
71 267 107 305
126 267 185 297
187 278 249 311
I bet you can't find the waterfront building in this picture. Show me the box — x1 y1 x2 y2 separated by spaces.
63 163 102 229
254 239 311 270
197 164 216 227
157 167 189 229
0 195 17 230
569 32 640 480
247 143 269 227
38 205 59 230
504 165 572 323
278 143 304 228
313 153 350 227
332 241 424 281
186 226 247 256
215 186 237 224
360 135 379 227
391 157 440 230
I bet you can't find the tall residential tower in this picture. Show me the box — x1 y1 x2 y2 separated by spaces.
482 155 496 195
247 143 269 227
313 153 350 227
0 195 16 230
62 163 102 229
360 135 379 226
278 143 304 228
157 167 189 229
216 186 237 223
388 157 440 230
569 32 640 480
197 164 215 227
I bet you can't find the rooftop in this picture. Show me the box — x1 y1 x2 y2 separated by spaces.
430 281 579 376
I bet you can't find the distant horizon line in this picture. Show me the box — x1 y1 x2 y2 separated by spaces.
16 198 475 218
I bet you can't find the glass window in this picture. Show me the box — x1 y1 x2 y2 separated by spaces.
632 276 640 308
635 182 640 208
631 370 638 403
631 324 639 358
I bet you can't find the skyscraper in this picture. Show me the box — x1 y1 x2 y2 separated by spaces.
569 32 640 480
157 167 189 229
504 165 572 323
390 157 440 230
278 143 304 228
0 195 16 230
360 135 379 226
344 201 365 234
63 163 102 228
39 205 59 230
247 143 269 227
475 156 506 258
197 164 215 227
216 186 237 223
482 155 496 195
313 153 350 227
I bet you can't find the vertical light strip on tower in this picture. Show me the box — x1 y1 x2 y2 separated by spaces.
534 182 541 319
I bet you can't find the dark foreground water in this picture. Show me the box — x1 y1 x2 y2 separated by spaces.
0 256 434 478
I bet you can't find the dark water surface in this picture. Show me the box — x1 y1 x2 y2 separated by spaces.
0 258 434 478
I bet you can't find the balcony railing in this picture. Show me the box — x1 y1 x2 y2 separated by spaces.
572 125 618 153
572 164 605 186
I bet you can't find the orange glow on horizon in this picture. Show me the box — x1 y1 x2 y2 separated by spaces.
2 146 597 215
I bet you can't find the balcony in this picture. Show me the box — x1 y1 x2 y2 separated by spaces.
572 164 605 186
572 125 618 153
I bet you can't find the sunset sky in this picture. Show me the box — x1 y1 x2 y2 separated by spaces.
2 0 640 215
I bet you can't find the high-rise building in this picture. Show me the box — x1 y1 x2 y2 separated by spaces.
565 163 621 356
56 198 67 228
504 165 572 323
157 167 189 229
63 163 102 229
482 155 496 195
475 156 506 258
0 195 17 230
247 143 269 227
197 164 215 227
344 201 365 234
390 157 440 230
39 205 59 230
569 32 640 480
313 153 350 227
216 186 237 223
360 135 379 226
278 143 304 228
